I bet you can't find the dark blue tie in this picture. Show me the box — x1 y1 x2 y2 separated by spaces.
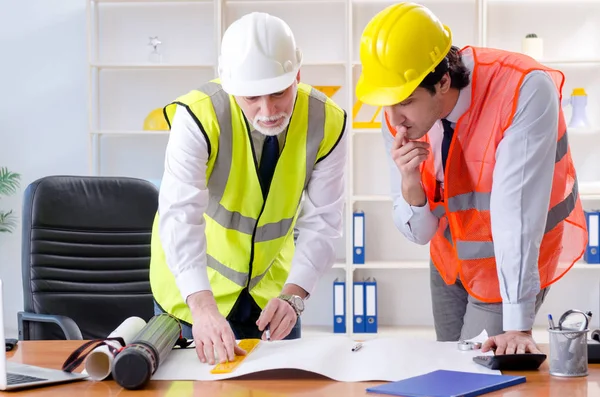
258 135 279 198
441 119 454 171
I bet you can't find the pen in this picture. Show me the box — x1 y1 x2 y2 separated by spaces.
352 342 363 352
548 314 556 330
265 324 271 341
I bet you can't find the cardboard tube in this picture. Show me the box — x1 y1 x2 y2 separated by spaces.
85 316 147 381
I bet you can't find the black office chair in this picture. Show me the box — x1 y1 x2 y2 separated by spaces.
18 175 158 340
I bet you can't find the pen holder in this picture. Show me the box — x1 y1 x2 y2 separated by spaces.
549 327 589 377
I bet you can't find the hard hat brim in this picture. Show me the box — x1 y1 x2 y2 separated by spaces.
222 70 298 97
355 73 420 107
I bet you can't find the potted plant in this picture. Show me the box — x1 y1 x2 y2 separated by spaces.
0 167 21 234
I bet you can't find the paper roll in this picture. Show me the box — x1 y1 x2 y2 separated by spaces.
85 316 147 381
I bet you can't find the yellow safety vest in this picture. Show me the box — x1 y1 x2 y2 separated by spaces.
149 80 346 325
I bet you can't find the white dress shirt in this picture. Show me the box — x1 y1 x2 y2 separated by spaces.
382 51 559 331
158 101 347 304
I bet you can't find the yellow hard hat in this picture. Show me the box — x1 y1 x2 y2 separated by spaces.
356 2 453 107
143 108 169 131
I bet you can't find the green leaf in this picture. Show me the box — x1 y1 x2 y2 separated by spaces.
0 210 17 233
0 167 20 197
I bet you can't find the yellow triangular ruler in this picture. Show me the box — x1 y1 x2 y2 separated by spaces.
210 338 261 374
352 100 382 129
313 85 341 98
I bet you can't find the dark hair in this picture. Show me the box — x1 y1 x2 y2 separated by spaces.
418 46 470 95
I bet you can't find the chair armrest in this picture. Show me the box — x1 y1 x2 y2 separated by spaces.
17 311 83 341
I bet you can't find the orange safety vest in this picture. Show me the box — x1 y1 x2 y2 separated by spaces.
385 46 587 303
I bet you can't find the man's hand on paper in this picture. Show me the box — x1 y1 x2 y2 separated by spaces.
481 330 542 355
188 291 246 365
256 297 297 341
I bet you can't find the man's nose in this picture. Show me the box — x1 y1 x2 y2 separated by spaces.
383 106 405 127
260 97 278 116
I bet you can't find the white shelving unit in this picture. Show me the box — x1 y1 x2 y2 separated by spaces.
87 0 600 338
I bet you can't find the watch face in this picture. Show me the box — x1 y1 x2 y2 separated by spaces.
293 296 305 312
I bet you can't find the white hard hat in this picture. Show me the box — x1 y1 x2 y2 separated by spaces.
218 12 303 97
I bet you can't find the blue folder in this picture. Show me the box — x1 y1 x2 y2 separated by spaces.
366 370 525 397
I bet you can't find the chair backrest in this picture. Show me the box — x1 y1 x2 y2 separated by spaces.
21 175 158 340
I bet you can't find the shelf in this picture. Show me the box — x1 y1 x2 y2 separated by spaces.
331 261 600 271
574 262 600 270
579 181 600 200
353 128 380 135
568 127 600 134
353 59 600 68
354 127 599 135
330 261 430 270
91 63 214 69
353 261 429 270
542 59 600 66
93 0 213 3
488 0 599 3
352 0 469 3
354 127 600 135
332 262 346 269
92 130 170 136
227 0 346 3
302 61 347 67
353 195 392 202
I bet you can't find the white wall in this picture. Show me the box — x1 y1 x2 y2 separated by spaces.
0 0 88 337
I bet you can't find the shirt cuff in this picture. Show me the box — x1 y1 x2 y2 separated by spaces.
503 300 536 331
397 197 432 219
175 266 212 304
284 262 320 299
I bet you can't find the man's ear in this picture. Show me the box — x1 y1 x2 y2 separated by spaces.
296 70 301 83
438 72 451 94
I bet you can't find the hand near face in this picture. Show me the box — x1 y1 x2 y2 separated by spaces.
390 125 430 180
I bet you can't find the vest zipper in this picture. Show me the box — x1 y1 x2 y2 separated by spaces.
243 117 289 290
244 118 266 289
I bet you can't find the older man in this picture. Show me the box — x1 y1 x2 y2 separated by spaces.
149 12 347 365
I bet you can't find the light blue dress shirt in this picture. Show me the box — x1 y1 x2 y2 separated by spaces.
382 51 560 331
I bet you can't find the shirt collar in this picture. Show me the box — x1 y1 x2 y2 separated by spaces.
443 51 474 125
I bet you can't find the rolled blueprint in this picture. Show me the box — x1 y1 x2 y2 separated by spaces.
84 316 147 381
111 313 182 390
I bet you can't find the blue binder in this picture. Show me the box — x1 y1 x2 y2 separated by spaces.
353 280 365 333
584 210 600 264
364 277 378 333
366 370 525 397
333 279 346 333
353 211 365 264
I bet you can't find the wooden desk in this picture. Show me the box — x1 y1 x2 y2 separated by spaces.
1 340 599 396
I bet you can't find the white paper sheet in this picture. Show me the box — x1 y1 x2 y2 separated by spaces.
152 331 499 382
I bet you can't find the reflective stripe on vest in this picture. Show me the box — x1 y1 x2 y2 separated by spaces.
206 254 273 289
431 130 576 260
198 81 327 288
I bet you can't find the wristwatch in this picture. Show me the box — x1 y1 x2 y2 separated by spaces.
278 294 305 317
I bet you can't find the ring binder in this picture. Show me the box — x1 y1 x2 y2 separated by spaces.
353 211 365 264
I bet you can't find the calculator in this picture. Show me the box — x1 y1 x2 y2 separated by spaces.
473 353 547 370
